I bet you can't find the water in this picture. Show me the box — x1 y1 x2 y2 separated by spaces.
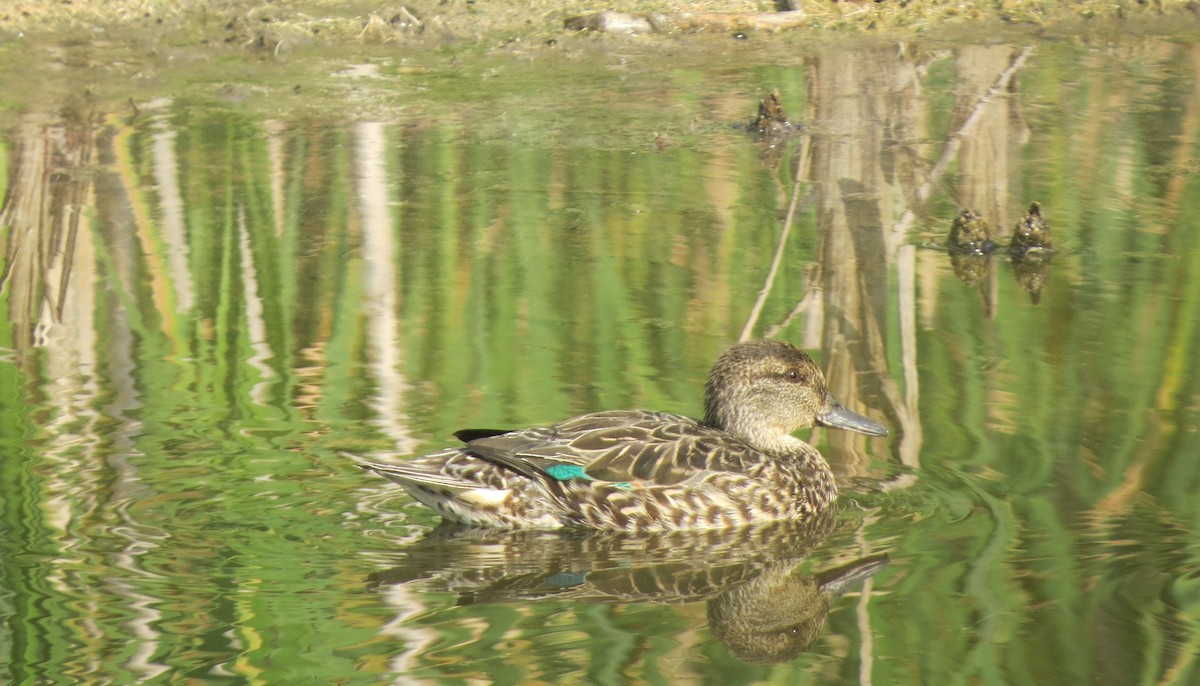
1 30 1199 685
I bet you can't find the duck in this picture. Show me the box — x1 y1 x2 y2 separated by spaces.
355 340 887 532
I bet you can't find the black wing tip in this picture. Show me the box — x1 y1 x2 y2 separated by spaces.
454 428 512 443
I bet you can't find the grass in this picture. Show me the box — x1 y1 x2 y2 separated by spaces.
0 0 1194 122
1 0 1196 46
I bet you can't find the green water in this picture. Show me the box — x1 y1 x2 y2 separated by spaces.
1 32 1199 685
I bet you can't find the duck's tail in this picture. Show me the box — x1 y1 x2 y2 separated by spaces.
344 452 479 491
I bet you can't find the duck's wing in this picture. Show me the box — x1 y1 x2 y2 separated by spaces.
454 428 512 442
348 450 524 492
460 410 767 487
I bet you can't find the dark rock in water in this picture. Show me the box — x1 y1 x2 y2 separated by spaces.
948 209 996 255
1010 201 1052 255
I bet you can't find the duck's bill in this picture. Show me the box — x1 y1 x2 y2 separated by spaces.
817 401 888 437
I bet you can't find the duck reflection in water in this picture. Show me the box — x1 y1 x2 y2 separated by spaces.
367 512 888 665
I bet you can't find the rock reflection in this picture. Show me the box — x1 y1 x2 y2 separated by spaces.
367 512 888 664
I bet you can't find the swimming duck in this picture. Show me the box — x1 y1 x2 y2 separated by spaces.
356 340 887 532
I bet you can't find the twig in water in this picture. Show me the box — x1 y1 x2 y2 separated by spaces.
892 46 1033 246
739 141 811 342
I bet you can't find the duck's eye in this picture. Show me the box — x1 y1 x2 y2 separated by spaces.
784 369 804 383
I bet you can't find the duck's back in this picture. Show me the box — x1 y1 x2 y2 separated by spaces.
451 409 837 531
463 409 776 487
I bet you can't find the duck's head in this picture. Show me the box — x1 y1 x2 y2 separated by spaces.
703 340 888 449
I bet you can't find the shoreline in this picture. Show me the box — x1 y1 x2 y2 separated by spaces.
3 1 1197 46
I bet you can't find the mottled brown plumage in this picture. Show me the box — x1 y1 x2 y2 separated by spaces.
367 516 889 664
708 550 889 663
355 340 887 531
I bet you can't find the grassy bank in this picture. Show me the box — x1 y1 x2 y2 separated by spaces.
2 0 1196 47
